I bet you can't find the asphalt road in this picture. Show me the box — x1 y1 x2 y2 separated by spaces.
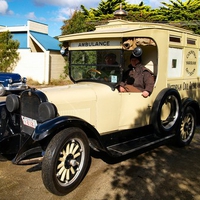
0 96 6 101
1 130 200 200
1 95 200 200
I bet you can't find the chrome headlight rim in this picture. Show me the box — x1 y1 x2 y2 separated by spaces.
22 77 27 83
8 78 13 84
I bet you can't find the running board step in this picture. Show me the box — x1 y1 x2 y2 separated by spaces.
107 134 175 156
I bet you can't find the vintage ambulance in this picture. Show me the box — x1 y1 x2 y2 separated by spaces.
0 18 200 196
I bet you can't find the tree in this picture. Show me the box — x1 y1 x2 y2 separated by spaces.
81 0 155 27
86 0 127 19
125 2 153 22
81 0 151 23
154 0 200 34
0 31 19 72
60 0 200 78
61 10 94 35
61 0 200 35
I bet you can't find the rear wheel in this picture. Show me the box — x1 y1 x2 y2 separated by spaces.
150 88 181 135
176 106 196 147
42 127 90 196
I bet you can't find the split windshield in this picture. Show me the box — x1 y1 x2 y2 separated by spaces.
70 50 122 86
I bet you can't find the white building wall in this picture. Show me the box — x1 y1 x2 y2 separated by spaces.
28 20 48 34
50 53 66 79
14 50 47 84
44 51 50 84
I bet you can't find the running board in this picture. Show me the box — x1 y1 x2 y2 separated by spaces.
107 134 175 156
17 156 43 165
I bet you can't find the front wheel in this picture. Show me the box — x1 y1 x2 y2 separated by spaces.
176 106 196 147
42 127 90 196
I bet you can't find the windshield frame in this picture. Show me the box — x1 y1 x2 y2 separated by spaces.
69 49 123 89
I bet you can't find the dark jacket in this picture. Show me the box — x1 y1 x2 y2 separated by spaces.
121 63 155 94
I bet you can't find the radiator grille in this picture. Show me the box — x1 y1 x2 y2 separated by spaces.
20 90 48 134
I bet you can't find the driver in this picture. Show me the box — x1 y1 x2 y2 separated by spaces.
100 53 119 79
105 53 118 65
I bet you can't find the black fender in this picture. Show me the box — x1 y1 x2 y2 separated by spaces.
181 97 200 126
0 101 7 132
0 101 14 139
150 88 181 135
32 115 106 151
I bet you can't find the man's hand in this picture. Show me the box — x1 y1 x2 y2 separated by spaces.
142 91 149 98
119 86 126 92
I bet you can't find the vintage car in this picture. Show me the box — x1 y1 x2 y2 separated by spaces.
0 17 200 196
0 72 27 96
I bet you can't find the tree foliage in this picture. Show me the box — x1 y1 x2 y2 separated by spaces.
0 31 19 72
61 10 94 35
155 0 200 34
61 0 200 35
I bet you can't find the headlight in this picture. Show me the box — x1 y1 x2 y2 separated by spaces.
60 47 68 56
22 77 27 83
8 78 13 83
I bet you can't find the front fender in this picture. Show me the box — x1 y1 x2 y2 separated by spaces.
0 101 9 138
32 115 100 141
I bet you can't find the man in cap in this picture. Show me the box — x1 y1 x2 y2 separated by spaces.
119 48 155 98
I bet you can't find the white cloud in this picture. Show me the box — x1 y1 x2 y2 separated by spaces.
32 0 100 23
25 12 46 22
52 0 167 22
32 0 175 17
0 0 9 14
26 12 37 20
145 0 170 8
127 0 143 5
57 7 75 20
33 0 102 9
32 0 186 24
33 0 183 10
127 0 170 8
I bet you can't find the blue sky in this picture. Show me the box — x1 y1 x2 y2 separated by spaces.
0 0 174 37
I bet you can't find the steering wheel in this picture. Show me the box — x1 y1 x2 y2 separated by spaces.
87 68 102 75
87 68 109 81
87 68 102 80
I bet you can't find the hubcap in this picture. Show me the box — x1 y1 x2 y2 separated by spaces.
56 139 84 185
180 114 194 141
161 95 179 129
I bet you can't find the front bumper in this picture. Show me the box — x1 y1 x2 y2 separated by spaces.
5 83 28 91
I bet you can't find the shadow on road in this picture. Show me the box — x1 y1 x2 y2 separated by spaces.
93 131 200 200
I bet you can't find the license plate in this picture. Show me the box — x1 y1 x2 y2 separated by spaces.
21 116 37 128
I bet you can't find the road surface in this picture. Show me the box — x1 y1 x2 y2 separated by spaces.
1 130 200 200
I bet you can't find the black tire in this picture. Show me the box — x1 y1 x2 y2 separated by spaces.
150 88 181 135
42 127 90 196
0 84 6 96
176 106 196 147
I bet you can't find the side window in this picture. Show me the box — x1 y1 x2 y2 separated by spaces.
120 38 158 95
168 48 183 78
122 37 158 77
141 45 158 77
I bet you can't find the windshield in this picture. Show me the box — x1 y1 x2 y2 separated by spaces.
69 50 122 86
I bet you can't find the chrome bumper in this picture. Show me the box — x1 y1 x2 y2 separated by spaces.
5 83 28 91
